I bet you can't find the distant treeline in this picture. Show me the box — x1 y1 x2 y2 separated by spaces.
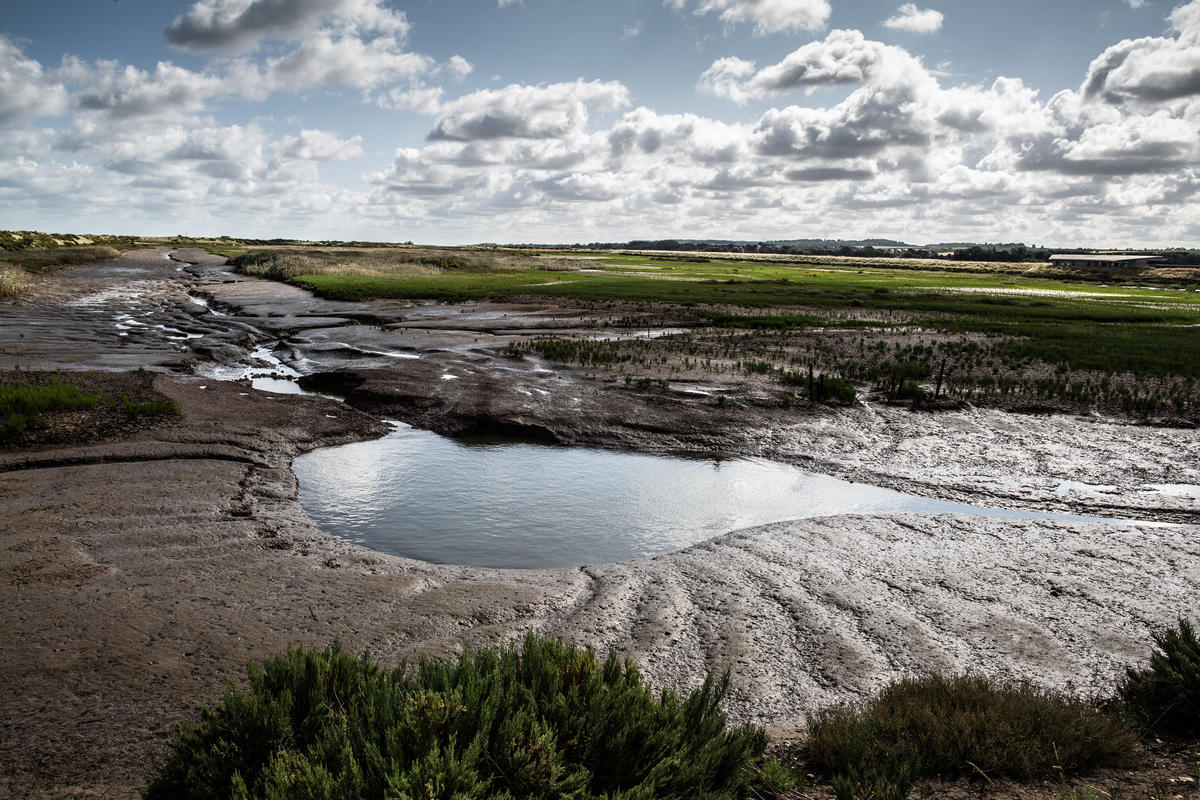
572 239 1200 265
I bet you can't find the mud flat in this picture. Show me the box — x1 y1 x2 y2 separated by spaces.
0 249 1197 797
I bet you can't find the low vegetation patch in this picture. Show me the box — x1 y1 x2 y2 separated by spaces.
0 245 121 272
0 377 104 441
0 370 179 447
805 673 1138 800
145 634 783 800
121 393 179 421
231 246 585 283
1119 618 1200 738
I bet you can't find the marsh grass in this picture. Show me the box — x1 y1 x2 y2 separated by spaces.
0 265 30 299
232 246 1200 414
0 378 105 441
232 247 586 282
805 674 1138 799
0 245 121 273
145 634 777 800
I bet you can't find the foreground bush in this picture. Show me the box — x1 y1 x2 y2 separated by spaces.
145 635 772 800
1119 618 1200 737
806 673 1137 800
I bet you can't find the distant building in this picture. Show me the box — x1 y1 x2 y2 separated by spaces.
1049 254 1164 268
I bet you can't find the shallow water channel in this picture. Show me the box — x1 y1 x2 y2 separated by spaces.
294 423 1143 569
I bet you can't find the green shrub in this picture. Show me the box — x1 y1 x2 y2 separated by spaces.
806 673 1137 799
1119 618 1200 737
145 635 771 800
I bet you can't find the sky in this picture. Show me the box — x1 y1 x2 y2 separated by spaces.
2 0 1199 246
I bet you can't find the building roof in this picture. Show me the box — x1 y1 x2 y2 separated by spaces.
1049 254 1163 263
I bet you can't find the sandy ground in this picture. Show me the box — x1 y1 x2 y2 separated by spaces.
0 249 1197 797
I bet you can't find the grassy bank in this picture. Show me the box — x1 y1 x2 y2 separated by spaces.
0 244 124 299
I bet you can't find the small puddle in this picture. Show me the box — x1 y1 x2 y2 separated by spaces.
294 424 1157 569
196 343 305 393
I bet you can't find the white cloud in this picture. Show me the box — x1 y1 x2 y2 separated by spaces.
69 59 225 120
623 22 645 40
165 0 409 52
252 31 433 92
699 30 926 102
278 129 364 160
444 55 474 81
384 86 445 113
428 80 631 141
696 56 758 104
883 4 944 34
1082 0 1200 103
0 36 68 125
664 0 831 35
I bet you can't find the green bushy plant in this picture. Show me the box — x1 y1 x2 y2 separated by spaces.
1119 618 1200 737
145 635 772 800
806 673 1136 800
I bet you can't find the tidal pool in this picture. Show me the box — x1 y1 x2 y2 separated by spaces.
294 423 1143 569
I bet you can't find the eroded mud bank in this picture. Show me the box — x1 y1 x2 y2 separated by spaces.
0 249 1196 797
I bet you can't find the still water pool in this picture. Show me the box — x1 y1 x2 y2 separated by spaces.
294 423 1134 569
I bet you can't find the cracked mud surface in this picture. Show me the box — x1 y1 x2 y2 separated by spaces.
0 249 1197 797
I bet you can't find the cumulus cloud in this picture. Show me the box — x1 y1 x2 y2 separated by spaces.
883 4 944 34
278 129 364 160
247 31 433 92
0 36 68 125
444 55 474 81
664 0 831 35
699 30 924 102
1083 0 1200 103
428 80 631 141
165 0 409 52
69 59 225 119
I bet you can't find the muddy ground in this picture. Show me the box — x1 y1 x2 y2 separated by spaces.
0 248 1197 798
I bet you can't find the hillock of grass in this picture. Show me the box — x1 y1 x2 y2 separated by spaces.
144 634 781 800
805 673 1138 800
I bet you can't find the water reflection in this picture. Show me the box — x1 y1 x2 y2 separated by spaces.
294 423 1143 569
